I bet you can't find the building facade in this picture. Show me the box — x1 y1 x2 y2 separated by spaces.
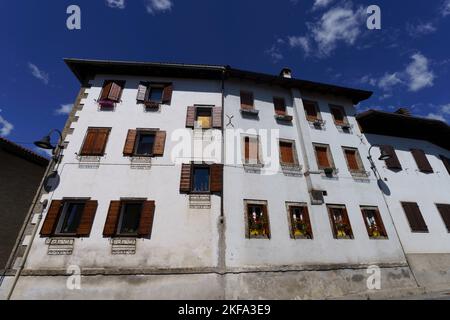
2 60 449 299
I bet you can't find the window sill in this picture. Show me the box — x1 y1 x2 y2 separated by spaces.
281 164 303 176
240 108 259 116
275 114 293 122
350 170 371 178
308 119 326 128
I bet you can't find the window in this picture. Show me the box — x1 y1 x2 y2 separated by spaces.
361 207 388 239
240 91 254 110
80 127 111 156
313 144 334 170
99 80 124 104
411 149 433 173
287 204 313 239
401 202 428 233
327 205 354 239
440 155 450 175
380 145 402 170
135 132 155 156
279 140 297 165
343 147 365 174
245 201 270 239
147 86 164 103
123 129 166 157
118 202 143 236
244 136 260 165
136 82 173 106
195 107 212 129
303 100 320 122
192 166 210 193
55 202 85 235
273 97 286 115
330 105 348 125
436 204 450 232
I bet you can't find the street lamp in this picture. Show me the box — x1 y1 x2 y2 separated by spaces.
367 144 391 179
34 129 64 162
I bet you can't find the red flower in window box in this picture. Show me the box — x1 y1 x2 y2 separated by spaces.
98 99 115 109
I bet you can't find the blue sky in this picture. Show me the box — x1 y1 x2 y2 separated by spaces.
1 0 449 156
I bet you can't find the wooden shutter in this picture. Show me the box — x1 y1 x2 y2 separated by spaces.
137 82 148 102
262 205 271 239
304 101 318 121
80 129 97 155
212 107 223 129
123 129 137 156
153 131 166 156
162 83 173 104
436 204 450 232
402 202 428 232
345 149 359 170
186 106 196 128
240 91 254 110
280 142 294 164
76 200 98 237
274 97 286 115
440 155 450 175
361 208 387 238
100 81 112 100
210 164 223 193
244 137 259 162
108 81 123 102
341 207 353 238
411 149 433 173
91 128 110 155
103 201 121 237
316 146 330 168
138 200 156 238
331 106 345 124
180 163 192 193
40 200 63 237
380 145 402 170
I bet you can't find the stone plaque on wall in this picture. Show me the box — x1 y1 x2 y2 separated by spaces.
46 238 74 255
189 194 211 209
111 238 137 255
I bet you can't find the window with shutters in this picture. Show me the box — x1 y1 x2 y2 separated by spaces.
195 107 212 129
440 155 450 175
330 105 348 125
40 199 98 238
327 205 354 239
240 91 254 110
79 127 111 156
123 129 166 157
342 147 366 175
279 140 298 166
286 203 313 239
186 106 223 129
192 166 210 193
436 204 450 233
303 100 321 122
117 202 143 236
380 145 402 170
98 80 124 109
243 135 261 165
411 149 433 173
313 143 335 173
134 131 155 156
136 82 173 107
273 97 286 115
179 163 223 194
401 202 428 233
360 206 388 239
245 200 270 239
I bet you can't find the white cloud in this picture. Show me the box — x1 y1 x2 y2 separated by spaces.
426 113 446 121
407 22 436 37
378 72 403 91
0 115 14 136
442 0 450 16
265 45 284 63
54 104 73 115
288 36 311 55
28 63 49 84
312 0 334 10
33 147 53 158
310 5 365 56
405 53 435 92
145 0 173 14
105 0 125 9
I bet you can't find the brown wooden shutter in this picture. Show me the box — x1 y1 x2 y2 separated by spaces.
280 142 294 164
76 200 98 237
212 107 223 129
440 155 450 175
331 106 345 124
262 205 271 239
402 202 428 232
304 101 318 121
80 129 97 155
103 201 121 237
186 106 196 128
162 83 173 104
380 145 402 170
240 91 254 110
123 129 137 156
108 81 123 102
100 81 112 100
210 164 223 193
138 200 156 238
345 149 359 170
40 200 63 237
91 128 110 155
244 137 259 163
411 149 433 173
274 97 286 115
316 146 330 168
436 204 450 232
137 82 148 102
153 131 166 156
180 163 192 193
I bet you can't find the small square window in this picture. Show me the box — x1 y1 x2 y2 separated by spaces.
117 202 143 236
134 132 155 156
195 108 212 129
274 97 286 115
246 202 270 239
147 86 164 103
240 91 254 110
192 166 210 193
330 105 348 125
327 205 354 239
55 202 85 235
303 100 320 122
288 204 313 239
361 207 388 239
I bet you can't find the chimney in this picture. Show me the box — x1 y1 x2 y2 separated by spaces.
395 108 411 117
280 67 292 79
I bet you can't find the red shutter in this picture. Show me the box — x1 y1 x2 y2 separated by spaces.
138 201 156 238
244 137 259 163
80 129 97 155
153 131 166 156
210 164 223 193
180 163 192 193
103 201 121 237
262 205 271 239
380 145 402 170
280 142 294 164
411 149 433 173
108 81 123 102
91 128 110 155
316 146 330 168
436 204 450 232
274 97 286 115
76 200 98 237
40 200 63 237
402 202 428 232
100 81 112 100
186 106 196 128
123 129 137 156
212 107 223 129
162 83 173 105
345 149 359 171
240 91 254 110
440 155 450 175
